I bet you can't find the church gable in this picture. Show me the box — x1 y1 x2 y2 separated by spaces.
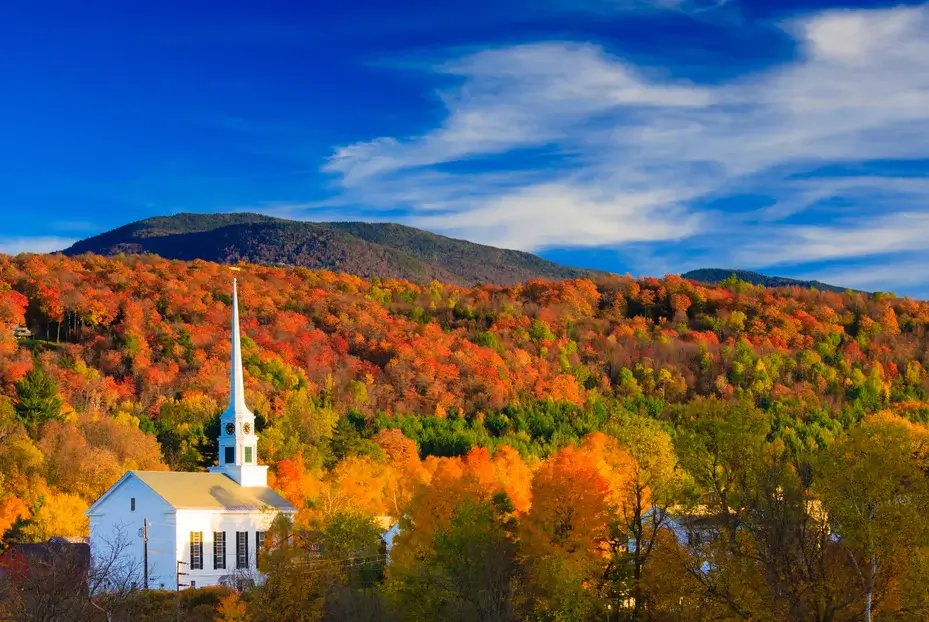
86 472 175 517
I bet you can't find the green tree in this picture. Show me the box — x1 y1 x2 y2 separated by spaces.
13 365 64 433
260 389 339 469
155 395 220 471
322 511 386 589
328 414 384 467
387 494 520 622
674 398 769 536
251 514 326 622
251 513 390 622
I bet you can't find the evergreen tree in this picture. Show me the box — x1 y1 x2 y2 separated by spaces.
13 365 63 431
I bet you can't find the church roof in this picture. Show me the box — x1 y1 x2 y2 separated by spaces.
129 471 296 512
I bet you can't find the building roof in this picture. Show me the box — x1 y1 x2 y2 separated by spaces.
0 542 90 564
129 471 296 512
0 541 90 582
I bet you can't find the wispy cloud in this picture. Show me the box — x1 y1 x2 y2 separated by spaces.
734 212 929 266
325 42 714 185
806 259 929 293
541 0 734 16
0 236 76 255
313 3 929 295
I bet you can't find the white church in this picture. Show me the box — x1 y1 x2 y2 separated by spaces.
86 280 297 590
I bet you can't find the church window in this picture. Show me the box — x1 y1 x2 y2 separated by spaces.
244 446 253 464
256 531 266 565
236 531 249 569
225 446 235 464
214 532 226 570
130 497 135 511
190 532 203 570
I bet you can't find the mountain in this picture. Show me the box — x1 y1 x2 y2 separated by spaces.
62 213 604 286
682 268 861 294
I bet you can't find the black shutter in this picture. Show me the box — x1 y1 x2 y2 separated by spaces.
213 531 226 570
236 531 249 569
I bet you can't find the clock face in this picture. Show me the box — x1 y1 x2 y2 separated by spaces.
225 423 235 435
243 423 252 435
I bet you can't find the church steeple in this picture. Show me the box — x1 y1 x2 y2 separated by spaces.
228 279 249 417
210 278 268 487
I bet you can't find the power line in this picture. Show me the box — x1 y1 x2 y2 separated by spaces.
291 553 387 566
268 550 389 576
291 559 387 574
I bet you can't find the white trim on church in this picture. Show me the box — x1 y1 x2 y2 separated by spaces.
86 279 296 590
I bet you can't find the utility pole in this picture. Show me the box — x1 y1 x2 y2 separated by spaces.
143 519 149 590
176 559 188 621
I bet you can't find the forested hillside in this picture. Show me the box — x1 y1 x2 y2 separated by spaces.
62 213 602 286
2 252 929 620
682 268 858 294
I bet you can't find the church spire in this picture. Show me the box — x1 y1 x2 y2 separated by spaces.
229 278 249 416
210 278 268 487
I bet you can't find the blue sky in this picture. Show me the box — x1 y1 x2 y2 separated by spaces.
3 0 929 296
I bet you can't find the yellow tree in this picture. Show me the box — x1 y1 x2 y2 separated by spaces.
373 428 428 518
520 445 614 619
597 420 683 617
491 445 533 515
816 412 929 621
21 491 89 541
306 456 391 526
390 451 501 569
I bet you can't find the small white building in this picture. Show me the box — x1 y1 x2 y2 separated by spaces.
380 520 401 564
86 280 296 590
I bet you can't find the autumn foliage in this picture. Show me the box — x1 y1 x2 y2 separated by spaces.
2 253 929 619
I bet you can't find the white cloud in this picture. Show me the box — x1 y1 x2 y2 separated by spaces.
807 261 929 293
409 182 703 249
0 236 76 255
733 212 929 266
317 3 929 293
324 43 714 187
798 6 925 65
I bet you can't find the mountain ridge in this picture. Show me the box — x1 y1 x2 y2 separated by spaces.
682 268 863 294
62 213 605 286
62 213 866 293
